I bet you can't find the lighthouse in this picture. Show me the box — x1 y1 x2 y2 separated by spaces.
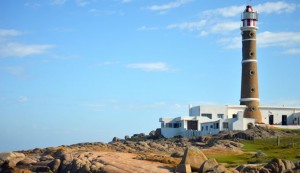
240 5 262 123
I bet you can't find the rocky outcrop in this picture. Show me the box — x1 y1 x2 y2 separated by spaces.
180 147 208 172
198 158 219 173
0 152 26 167
264 158 296 173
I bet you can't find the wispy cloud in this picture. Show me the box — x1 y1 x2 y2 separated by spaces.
0 42 53 58
0 66 26 77
217 31 300 50
0 29 23 37
137 26 159 31
76 0 95 7
18 96 29 103
285 48 300 55
121 0 132 3
202 1 298 18
127 62 170 72
147 0 192 12
97 61 121 66
89 9 124 16
51 0 67 5
167 20 206 31
0 28 53 58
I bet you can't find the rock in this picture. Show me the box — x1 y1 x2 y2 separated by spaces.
171 151 184 158
176 164 192 173
259 167 270 173
40 154 54 161
17 157 37 166
112 137 120 142
48 159 61 173
198 158 218 173
180 146 208 172
282 160 295 170
124 135 130 140
0 152 26 167
254 151 267 158
264 158 285 173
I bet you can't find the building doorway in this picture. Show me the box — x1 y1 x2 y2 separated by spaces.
269 115 274 125
247 123 254 129
187 121 198 130
282 115 287 125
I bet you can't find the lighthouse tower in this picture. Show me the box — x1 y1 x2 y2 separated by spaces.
240 5 262 123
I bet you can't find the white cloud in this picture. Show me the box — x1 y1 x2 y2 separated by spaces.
137 26 159 31
166 20 206 31
51 0 67 5
259 31 300 48
147 0 192 12
121 0 131 3
202 2 298 18
76 0 91 7
217 31 300 50
210 21 240 33
0 42 53 58
202 5 244 18
18 96 29 103
284 48 300 55
97 61 121 66
127 62 170 72
1 66 26 76
0 28 53 58
256 1 298 14
0 29 23 37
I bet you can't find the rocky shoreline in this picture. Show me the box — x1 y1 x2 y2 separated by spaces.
1 126 300 173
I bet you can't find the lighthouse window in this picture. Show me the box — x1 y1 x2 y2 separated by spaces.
250 70 255 75
249 52 254 56
250 107 256 111
250 88 255 93
249 32 254 38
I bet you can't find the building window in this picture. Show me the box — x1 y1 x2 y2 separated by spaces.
210 125 213 129
201 126 204 131
201 113 212 119
166 123 173 128
215 123 219 129
173 122 181 128
250 88 255 93
206 126 208 131
223 122 229 129
250 70 255 75
232 114 237 118
217 114 224 119
161 123 164 128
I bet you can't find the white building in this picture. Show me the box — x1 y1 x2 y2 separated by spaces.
159 105 300 138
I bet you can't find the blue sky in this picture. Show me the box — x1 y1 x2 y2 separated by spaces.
1 0 300 152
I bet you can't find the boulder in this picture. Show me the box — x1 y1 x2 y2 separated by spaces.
198 158 218 173
180 146 208 171
264 158 285 173
259 167 270 173
282 160 295 170
48 159 61 173
112 137 120 142
0 152 26 167
176 164 192 173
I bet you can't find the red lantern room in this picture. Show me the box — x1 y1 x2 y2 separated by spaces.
241 5 258 28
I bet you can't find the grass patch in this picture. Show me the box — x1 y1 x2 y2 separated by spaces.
210 135 300 167
241 136 300 162
208 153 253 167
